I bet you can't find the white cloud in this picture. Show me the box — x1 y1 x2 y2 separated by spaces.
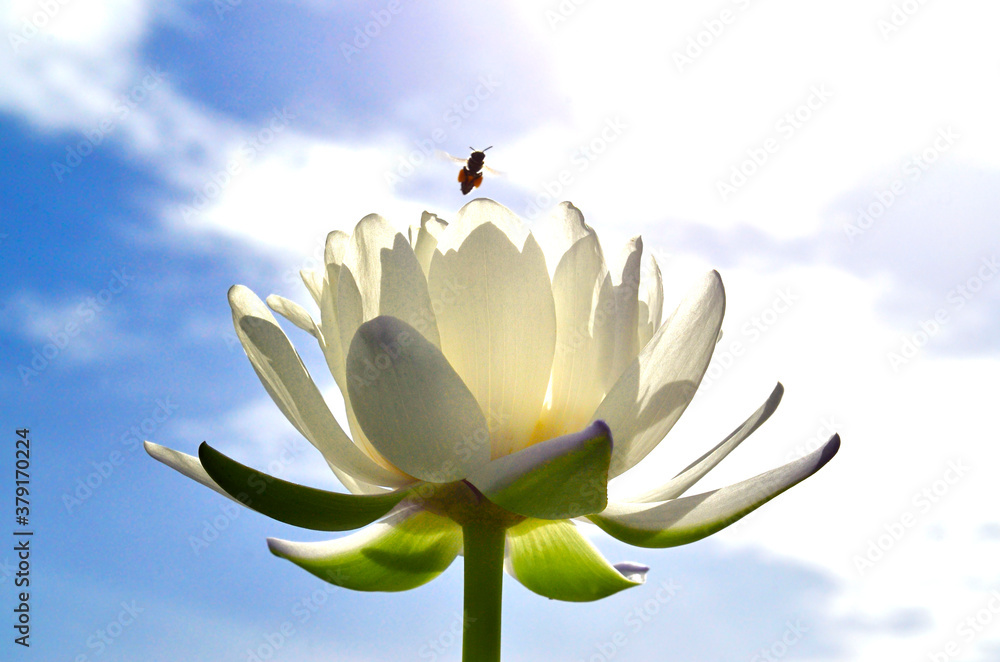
3 0 158 128
1 0 271 198
503 0 1000 241
167 132 438 255
3 278 147 374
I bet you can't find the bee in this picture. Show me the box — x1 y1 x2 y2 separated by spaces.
456 146 492 195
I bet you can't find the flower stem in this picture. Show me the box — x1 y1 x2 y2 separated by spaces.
462 520 505 662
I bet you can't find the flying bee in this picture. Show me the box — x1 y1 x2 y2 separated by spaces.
452 146 495 195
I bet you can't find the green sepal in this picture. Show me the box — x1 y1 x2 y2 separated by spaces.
268 507 463 592
506 518 646 602
198 442 411 531
467 420 612 519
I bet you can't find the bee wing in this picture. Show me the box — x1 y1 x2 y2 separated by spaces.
438 150 470 165
482 164 504 176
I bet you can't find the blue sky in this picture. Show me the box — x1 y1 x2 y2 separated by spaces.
2 1 999 660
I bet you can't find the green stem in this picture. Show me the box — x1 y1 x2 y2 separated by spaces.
462 520 505 662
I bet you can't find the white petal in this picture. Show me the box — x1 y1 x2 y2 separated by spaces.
427 204 557 457
143 441 237 502
330 464 391 495
318 230 351 392
596 271 726 478
607 237 643 389
535 230 614 440
619 383 784 502
325 229 350 268
590 436 840 548
435 197 531 254
299 269 323 307
413 211 448 277
346 316 491 483
334 216 442 464
228 284 409 488
266 294 320 339
530 202 594 280
638 253 664 349
336 213 440 352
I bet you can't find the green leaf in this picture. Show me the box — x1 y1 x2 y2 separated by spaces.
198 442 411 531
589 435 840 548
506 518 646 602
268 507 463 592
467 421 612 519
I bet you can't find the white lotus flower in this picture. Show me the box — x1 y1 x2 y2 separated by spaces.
146 197 838 609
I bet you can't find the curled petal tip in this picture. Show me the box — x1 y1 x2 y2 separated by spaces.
589 419 613 449
265 537 308 562
819 434 841 465
613 562 650 583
